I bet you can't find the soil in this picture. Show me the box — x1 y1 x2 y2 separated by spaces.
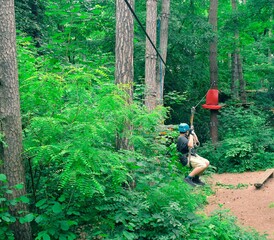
204 171 274 240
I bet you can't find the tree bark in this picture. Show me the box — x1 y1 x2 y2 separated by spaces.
156 0 170 104
238 54 247 104
231 0 247 103
115 0 134 101
209 0 219 144
115 0 134 150
231 51 239 100
268 3 273 63
0 0 32 239
145 0 158 111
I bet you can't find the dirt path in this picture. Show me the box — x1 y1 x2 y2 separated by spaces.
205 171 274 240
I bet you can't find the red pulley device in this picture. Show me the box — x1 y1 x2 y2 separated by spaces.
202 89 222 110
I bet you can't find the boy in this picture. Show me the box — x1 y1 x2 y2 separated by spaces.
177 123 210 187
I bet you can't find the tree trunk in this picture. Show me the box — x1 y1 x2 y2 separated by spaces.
231 52 239 99
231 0 247 103
0 0 32 239
145 0 158 111
156 0 170 104
268 3 273 62
209 0 219 144
238 54 247 104
115 0 134 150
29 0 41 46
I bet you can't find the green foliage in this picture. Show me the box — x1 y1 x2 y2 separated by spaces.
40 0 115 64
13 1 274 239
0 174 15 240
215 182 249 189
15 0 46 43
199 105 274 173
34 197 78 240
218 0 273 94
0 174 33 240
165 0 212 124
193 209 268 240
84 152 208 240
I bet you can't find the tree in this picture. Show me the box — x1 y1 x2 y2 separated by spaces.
209 0 219 144
115 0 134 149
145 0 158 110
156 0 170 104
14 0 45 47
231 0 247 104
0 0 32 239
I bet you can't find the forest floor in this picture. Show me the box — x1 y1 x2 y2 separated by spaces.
204 170 274 240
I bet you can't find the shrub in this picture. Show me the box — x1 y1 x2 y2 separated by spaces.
199 106 274 173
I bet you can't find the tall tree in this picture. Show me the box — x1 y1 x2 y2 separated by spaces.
0 0 32 239
156 0 170 104
231 0 246 103
209 0 219 144
115 0 134 149
145 0 158 110
268 3 273 63
14 0 45 47
231 0 239 101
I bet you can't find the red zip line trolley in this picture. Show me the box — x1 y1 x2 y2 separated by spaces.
202 89 222 110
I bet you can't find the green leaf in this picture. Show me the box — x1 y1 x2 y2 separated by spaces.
1 214 16 223
19 213 34 224
0 174 7 181
52 202 62 214
58 195 66 202
35 215 45 224
36 199 47 207
43 234 51 240
123 231 135 240
6 190 13 194
20 196 30 203
14 183 24 190
10 200 17 206
60 221 69 231
37 231 51 240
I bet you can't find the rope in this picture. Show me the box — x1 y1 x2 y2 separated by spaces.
193 81 216 109
123 0 217 111
123 0 167 68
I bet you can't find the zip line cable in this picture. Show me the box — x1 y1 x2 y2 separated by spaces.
123 0 167 68
122 0 215 112
193 81 216 109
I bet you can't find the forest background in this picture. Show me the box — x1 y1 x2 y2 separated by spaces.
0 0 273 239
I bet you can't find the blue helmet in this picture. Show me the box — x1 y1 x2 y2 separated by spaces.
178 123 190 133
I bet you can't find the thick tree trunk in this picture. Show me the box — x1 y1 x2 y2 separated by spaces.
145 0 158 111
115 0 134 100
115 0 134 150
156 0 170 104
209 0 219 144
0 0 32 239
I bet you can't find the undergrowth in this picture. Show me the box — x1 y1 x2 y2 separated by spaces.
2 34 267 240
199 105 274 173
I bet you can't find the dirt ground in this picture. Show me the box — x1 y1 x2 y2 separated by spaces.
204 170 274 240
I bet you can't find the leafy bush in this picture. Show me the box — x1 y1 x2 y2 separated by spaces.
0 174 34 240
192 209 268 240
199 105 274 173
0 174 15 240
16 32 269 240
